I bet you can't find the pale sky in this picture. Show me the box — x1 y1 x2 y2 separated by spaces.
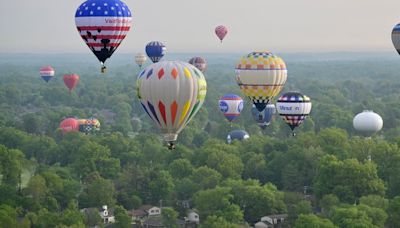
1 0 400 53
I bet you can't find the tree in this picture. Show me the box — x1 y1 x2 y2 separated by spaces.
0 204 18 228
191 166 222 190
168 159 194 179
194 187 243 223
387 196 400 228
200 215 237 228
148 170 174 204
329 206 377 228
83 208 102 227
79 176 116 208
162 207 178 228
319 194 339 216
294 214 337 228
114 205 131 228
0 145 23 187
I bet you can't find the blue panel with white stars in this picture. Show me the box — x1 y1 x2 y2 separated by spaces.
75 0 131 17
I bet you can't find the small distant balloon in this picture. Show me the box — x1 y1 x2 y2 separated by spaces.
276 92 312 136
251 104 276 129
227 129 249 144
391 23 400 55
40 66 55 83
215 25 228 43
146 41 166 63
135 53 147 68
189 57 207 73
218 94 243 122
63 74 80 93
78 117 101 134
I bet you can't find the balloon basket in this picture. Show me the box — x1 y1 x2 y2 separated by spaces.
101 66 106 73
167 142 176 150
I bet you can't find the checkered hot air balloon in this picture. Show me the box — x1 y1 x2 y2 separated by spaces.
40 66 55 83
146 41 166 63
276 92 312 136
75 0 132 73
188 57 207 73
215 25 228 43
218 94 243 122
235 51 287 112
136 61 207 149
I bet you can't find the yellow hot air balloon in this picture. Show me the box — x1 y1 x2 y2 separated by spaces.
235 51 287 112
136 61 207 149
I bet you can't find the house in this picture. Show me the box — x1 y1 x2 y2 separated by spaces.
255 214 288 228
99 205 115 224
129 205 162 223
185 211 199 224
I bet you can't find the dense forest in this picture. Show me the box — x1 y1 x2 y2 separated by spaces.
0 52 400 227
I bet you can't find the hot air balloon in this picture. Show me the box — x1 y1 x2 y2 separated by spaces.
227 129 249 144
136 61 207 149
215 25 228 43
188 57 207 73
63 74 80 93
60 118 80 133
251 104 276 129
392 23 400 55
235 51 287 112
40 66 55 83
276 92 312 136
75 0 132 73
135 53 147 68
353 110 383 137
218 94 243 122
78 117 101 134
146 41 166 63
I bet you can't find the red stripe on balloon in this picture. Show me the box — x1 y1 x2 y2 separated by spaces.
158 68 165 79
171 101 178 125
158 101 167 125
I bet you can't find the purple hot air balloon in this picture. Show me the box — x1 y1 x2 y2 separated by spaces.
215 25 228 43
188 57 207 73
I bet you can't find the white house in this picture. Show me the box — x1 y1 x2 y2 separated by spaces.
256 214 287 228
99 205 115 224
186 211 199 224
147 206 161 216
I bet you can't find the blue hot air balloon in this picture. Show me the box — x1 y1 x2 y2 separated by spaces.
227 129 250 144
218 94 244 122
145 41 166 63
251 104 276 129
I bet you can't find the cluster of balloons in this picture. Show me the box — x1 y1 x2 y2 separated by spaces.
60 117 100 134
39 66 80 93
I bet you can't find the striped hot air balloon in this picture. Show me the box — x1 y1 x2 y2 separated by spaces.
136 61 207 149
235 51 287 112
146 41 166 63
215 25 228 43
392 23 400 55
135 53 147 68
276 92 312 136
188 57 207 73
40 66 55 83
75 0 132 73
218 94 243 122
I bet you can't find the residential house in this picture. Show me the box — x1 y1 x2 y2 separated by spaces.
255 214 287 228
80 205 115 225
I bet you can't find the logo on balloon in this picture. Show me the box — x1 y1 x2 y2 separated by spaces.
219 101 229 113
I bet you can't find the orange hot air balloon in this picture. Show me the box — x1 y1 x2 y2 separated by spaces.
63 74 80 92
60 118 79 133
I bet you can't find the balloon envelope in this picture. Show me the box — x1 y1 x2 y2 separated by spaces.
392 23 400 55
146 41 166 63
276 92 312 131
189 57 207 73
136 61 207 148
63 74 80 92
40 66 55 83
353 110 383 137
251 104 276 128
75 0 132 70
60 118 80 133
227 129 249 144
135 53 147 67
78 118 101 133
235 51 287 112
218 94 243 122
215 25 228 42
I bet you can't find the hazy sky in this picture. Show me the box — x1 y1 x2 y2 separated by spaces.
1 0 400 53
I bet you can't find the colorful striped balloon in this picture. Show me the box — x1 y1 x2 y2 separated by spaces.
75 0 132 72
136 61 207 149
235 51 287 112
219 94 243 122
276 92 312 135
40 66 55 83
188 57 207 73
215 25 228 43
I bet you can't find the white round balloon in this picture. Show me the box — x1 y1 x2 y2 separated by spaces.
353 110 383 136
